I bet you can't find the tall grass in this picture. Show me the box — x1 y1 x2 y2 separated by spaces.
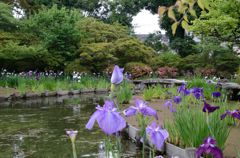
187 77 216 99
143 86 155 101
165 101 230 149
116 82 133 104
0 75 110 93
143 85 178 101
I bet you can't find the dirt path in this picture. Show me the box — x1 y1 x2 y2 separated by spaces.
0 87 17 95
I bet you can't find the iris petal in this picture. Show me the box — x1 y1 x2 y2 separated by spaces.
104 100 115 109
85 110 101 130
111 65 124 85
151 132 165 150
146 122 169 150
196 137 223 158
98 111 126 135
203 101 219 113
141 106 158 120
135 99 144 108
210 147 223 158
123 106 137 117
159 129 169 140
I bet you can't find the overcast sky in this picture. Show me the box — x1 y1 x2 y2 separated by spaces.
132 9 163 34
13 7 162 35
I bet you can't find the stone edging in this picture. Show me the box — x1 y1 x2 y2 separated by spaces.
0 89 109 103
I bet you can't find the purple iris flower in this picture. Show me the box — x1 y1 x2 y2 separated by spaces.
155 156 163 158
202 101 220 113
123 99 158 120
190 87 204 100
220 109 240 120
177 83 190 96
196 136 223 158
207 80 212 84
173 96 182 104
177 83 186 93
164 100 176 112
35 73 40 81
111 65 124 85
86 100 126 135
212 92 221 98
66 130 78 142
146 122 169 150
184 89 190 95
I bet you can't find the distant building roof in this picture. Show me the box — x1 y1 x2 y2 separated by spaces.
135 33 169 45
135 34 149 42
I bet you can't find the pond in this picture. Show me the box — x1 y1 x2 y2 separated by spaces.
0 94 142 158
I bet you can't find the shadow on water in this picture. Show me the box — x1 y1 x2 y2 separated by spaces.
0 94 142 158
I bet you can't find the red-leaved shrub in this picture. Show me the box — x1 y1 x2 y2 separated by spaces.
125 62 152 79
155 66 178 78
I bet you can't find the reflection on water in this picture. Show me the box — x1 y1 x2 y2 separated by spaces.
0 94 141 158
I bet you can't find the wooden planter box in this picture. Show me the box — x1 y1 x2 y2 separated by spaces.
126 124 140 142
126 124 164 151
125 124 196 156
166 142 196 158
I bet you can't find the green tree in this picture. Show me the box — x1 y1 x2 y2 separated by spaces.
112 38 155 66
0 41 49 71
70 18 156 72
179 37 240 76
152 51 181 69
0 2 18 31
190 0 240 44
23 5 82 69
76 18 129 43
170 36 197 57
144 32 165 52
195 37 240 74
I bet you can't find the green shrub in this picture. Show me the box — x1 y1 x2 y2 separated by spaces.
64 60 90 74
151 51 181 70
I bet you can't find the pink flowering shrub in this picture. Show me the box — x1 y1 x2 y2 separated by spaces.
195 68 216 77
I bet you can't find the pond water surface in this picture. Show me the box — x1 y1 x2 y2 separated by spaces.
0 94 142 158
